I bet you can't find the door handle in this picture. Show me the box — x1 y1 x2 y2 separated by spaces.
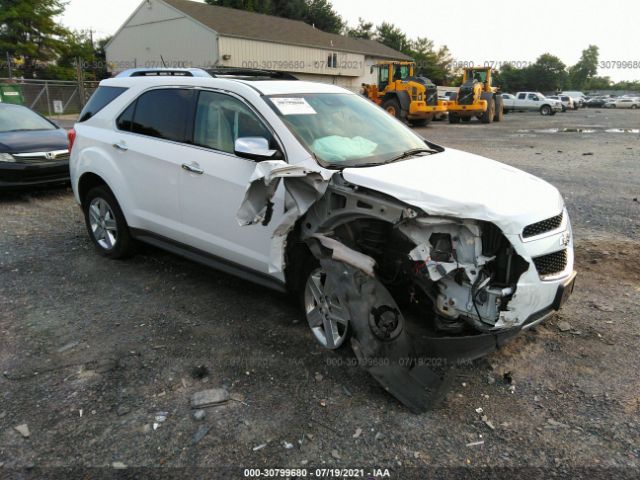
182 163 204 175
112 142 128 151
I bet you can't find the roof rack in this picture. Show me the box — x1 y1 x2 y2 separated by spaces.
116 68 212 78
205 67 298 80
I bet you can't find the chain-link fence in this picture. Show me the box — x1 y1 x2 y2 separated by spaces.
0 78 99 116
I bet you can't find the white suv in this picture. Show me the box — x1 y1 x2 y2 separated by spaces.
70 68 576 411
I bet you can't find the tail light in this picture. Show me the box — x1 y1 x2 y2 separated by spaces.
67 128 76 152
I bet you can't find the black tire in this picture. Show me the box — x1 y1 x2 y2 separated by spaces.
481 98 495 124
448 112 461 124
631 105 637 109
461 116 471 122
494 97 504 122
540 105 551 116
381 98 403 121
410 117 430 127
83 185 135 259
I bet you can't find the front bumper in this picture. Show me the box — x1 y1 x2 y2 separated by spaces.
0 161 70 188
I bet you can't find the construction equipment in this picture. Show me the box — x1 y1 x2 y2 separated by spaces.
362 61 448 127
446 67 503 124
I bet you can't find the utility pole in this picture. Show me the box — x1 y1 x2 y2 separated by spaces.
6 52 12 80
76 57 86 109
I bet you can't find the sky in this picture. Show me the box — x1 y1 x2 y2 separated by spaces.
59 0 640 82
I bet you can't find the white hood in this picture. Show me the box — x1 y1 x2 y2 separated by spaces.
342 148 564 235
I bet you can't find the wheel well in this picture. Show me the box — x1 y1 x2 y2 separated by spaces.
78 173 109 205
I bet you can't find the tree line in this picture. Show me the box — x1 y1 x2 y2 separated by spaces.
1 0 638 91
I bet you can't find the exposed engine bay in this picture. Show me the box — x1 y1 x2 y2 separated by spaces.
298 177 529 336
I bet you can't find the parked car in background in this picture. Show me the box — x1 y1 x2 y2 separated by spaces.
585 96 610 108
503 92 563 115
603 97 640 109
500 93 515 114
547 95 574 112
0 104 70 189
560 91 586 108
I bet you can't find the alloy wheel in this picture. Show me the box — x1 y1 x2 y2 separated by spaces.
304 268 350 349
88 197 118 250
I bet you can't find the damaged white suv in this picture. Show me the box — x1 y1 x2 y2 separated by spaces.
70 69 576 411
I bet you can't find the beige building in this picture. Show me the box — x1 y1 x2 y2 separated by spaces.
105 0 411 90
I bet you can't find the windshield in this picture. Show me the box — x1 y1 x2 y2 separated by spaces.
266 93 430 168
0 105 56 133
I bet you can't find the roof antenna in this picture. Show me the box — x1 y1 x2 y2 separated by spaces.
160 55 167 68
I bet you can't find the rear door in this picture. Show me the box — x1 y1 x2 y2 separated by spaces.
178 89 286 275
112 87 196 241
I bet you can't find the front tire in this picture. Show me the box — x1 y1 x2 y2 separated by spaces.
410 117 430 127
540 105 551 116
83 186 134 259
448 112 461 124
381 98 403 121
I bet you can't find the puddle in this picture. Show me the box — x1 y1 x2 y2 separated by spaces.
517 128 638 134
605 128 640 133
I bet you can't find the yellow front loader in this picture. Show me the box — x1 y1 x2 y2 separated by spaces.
446 67 503 124
362 61 448 127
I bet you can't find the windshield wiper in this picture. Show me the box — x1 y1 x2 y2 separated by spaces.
385 148 437 164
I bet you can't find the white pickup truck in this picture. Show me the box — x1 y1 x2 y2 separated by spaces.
502 92 563 115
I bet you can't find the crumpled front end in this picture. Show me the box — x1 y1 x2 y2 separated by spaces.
236 161 576 412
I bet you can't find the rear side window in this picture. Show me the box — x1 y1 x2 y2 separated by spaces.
79 86 127 122
128 89 195 142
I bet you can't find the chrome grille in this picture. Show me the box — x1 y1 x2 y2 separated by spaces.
532 249 567 276
12 150 69 164
523 212 563 238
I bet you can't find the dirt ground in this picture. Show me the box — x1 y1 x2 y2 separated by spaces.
0 108 639 479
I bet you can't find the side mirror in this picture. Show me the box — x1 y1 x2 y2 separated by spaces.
234 137 278 161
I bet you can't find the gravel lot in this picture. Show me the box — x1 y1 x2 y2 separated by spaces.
1 108 639 478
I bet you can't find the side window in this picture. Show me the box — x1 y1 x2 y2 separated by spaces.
528 94 538 100
193 91 274 155
518 93 526 100
378 66 389 90
130 89 195 142
116 102 135 131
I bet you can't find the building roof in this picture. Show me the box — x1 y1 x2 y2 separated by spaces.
162 0 412 61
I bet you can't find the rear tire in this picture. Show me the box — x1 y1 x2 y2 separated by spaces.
481 98 495 124
448 112 461 124
460 116 471 122
83 186 134 259
494 97 504 122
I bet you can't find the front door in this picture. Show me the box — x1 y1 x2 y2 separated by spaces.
179 90 286 275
